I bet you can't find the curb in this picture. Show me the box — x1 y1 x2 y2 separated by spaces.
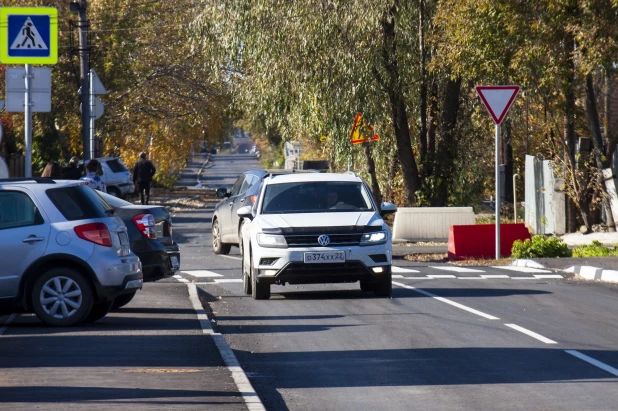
564 266 618 283
197 153 211 183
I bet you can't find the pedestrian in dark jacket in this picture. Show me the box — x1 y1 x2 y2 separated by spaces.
61 156 83 180
133 152 156 205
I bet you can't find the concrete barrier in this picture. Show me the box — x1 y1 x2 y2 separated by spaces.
448 223 531 260
392 207 475 242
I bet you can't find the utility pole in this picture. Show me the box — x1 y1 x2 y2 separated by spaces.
70 0 90 160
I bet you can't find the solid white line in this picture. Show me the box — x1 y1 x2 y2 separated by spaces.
392 266 421 273
404 276 432 280
493 266 551 273
430 266 485 273
0 314 17 337
427 274 457 279
218 255 242 261
565 350 618 377
533 274 564 279
504 323 557 344
181 270 223 278
392 282 499 320
187 284 265 411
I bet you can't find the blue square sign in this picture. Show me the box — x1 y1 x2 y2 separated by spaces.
0 7 58 64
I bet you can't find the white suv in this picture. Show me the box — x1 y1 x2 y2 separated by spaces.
238 172 397 300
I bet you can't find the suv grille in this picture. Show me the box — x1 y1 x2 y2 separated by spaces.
284 233 363 247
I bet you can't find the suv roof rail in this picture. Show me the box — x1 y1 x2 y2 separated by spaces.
0 177 57 184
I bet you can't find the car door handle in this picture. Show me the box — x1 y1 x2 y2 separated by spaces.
23 236 45 243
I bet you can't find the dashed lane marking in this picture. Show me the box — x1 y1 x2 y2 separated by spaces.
430 266 485 273
505 323 557 344
187 284 266 411
534 274 564 279
427 274 457 279
392 266 421 273
173 274 190 283
213 279 243 283
392 282 500 320
480 274 510 279
565 350 618 377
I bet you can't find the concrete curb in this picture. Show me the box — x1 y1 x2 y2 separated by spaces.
512 259 618 283
197 153 211 183
564 266 618 283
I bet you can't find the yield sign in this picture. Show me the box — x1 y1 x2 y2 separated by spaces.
476 86 520 125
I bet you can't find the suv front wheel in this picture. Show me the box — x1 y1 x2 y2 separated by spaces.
31 267 94 326
250 254 270 300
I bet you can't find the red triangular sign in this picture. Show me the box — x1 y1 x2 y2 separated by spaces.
476 85 520 125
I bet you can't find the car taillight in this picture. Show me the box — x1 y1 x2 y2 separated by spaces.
133 214 156 239
74 223 112 247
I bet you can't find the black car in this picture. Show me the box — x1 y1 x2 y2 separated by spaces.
212 169 316 255
97 192 180 308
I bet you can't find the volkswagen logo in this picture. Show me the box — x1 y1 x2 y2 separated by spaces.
317 234 330 246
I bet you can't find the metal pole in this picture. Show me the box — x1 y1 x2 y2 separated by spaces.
89 70 95 159
513 173 520 223
24 64 33 178
78 1 90 160
495 124 501 259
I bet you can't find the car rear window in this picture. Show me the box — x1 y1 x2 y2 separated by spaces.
106 159 128 173
46 185 115 221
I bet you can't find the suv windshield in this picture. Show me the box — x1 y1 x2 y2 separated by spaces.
262 181 374 214
47 185 115 221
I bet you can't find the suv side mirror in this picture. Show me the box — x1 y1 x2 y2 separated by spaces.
380 202 397 216
216 187 230 198
237 205 254 220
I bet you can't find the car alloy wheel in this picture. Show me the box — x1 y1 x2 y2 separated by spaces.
212 219 231 255
39 276 83 319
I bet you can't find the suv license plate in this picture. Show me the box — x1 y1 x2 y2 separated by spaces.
170 255 180 270
304 251 345 263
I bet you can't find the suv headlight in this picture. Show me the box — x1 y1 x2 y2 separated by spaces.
360 230 388 246
257 233 288 248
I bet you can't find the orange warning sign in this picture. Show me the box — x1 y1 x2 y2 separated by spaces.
350 113 379 144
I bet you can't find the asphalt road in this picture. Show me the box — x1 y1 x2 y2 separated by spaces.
176 154 618 411
2 153 618 411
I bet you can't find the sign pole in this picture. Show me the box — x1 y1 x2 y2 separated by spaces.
24 64 32 178
89 69 95 159
495 123 501 259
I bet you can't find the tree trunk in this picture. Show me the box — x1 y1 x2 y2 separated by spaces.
418 0 427 166
563 32 578 233
431 77 461 207
380 0 421 205
363 142 383 206
605 67 617 166
426 73 438 178
586 73 616 232
385 140 399 202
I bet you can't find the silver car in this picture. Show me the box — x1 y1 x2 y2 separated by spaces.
0 178 142 326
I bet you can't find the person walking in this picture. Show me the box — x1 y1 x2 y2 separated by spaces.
41 161 62 178
133 152 156 205
61 156 83 180
81 159 107 193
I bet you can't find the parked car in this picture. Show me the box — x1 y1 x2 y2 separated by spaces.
238 172 397 300
212 169 317 255
96 191 180 308
0 178 142 326
79 157 135 198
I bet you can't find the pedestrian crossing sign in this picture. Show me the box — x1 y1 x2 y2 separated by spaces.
0 7 58 64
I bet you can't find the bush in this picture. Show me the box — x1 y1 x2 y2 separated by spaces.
572 241 618 257
511 235 572 258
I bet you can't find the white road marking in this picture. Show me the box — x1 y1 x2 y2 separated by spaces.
430 266 485 273
173 274 190 283
392 266 421 273
493 266 551 274
181 270 223 278
218 255 242 261
392 282 499 320
213 279 243 283
565 350 618 377
187 284 266 411
510 277 538 280
404 276 432 279
533 274 564 279
0 314 17 337
480 274 510 279
457 277 486 280
427 274 457 279
504 323 557 344
392 274 405 279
